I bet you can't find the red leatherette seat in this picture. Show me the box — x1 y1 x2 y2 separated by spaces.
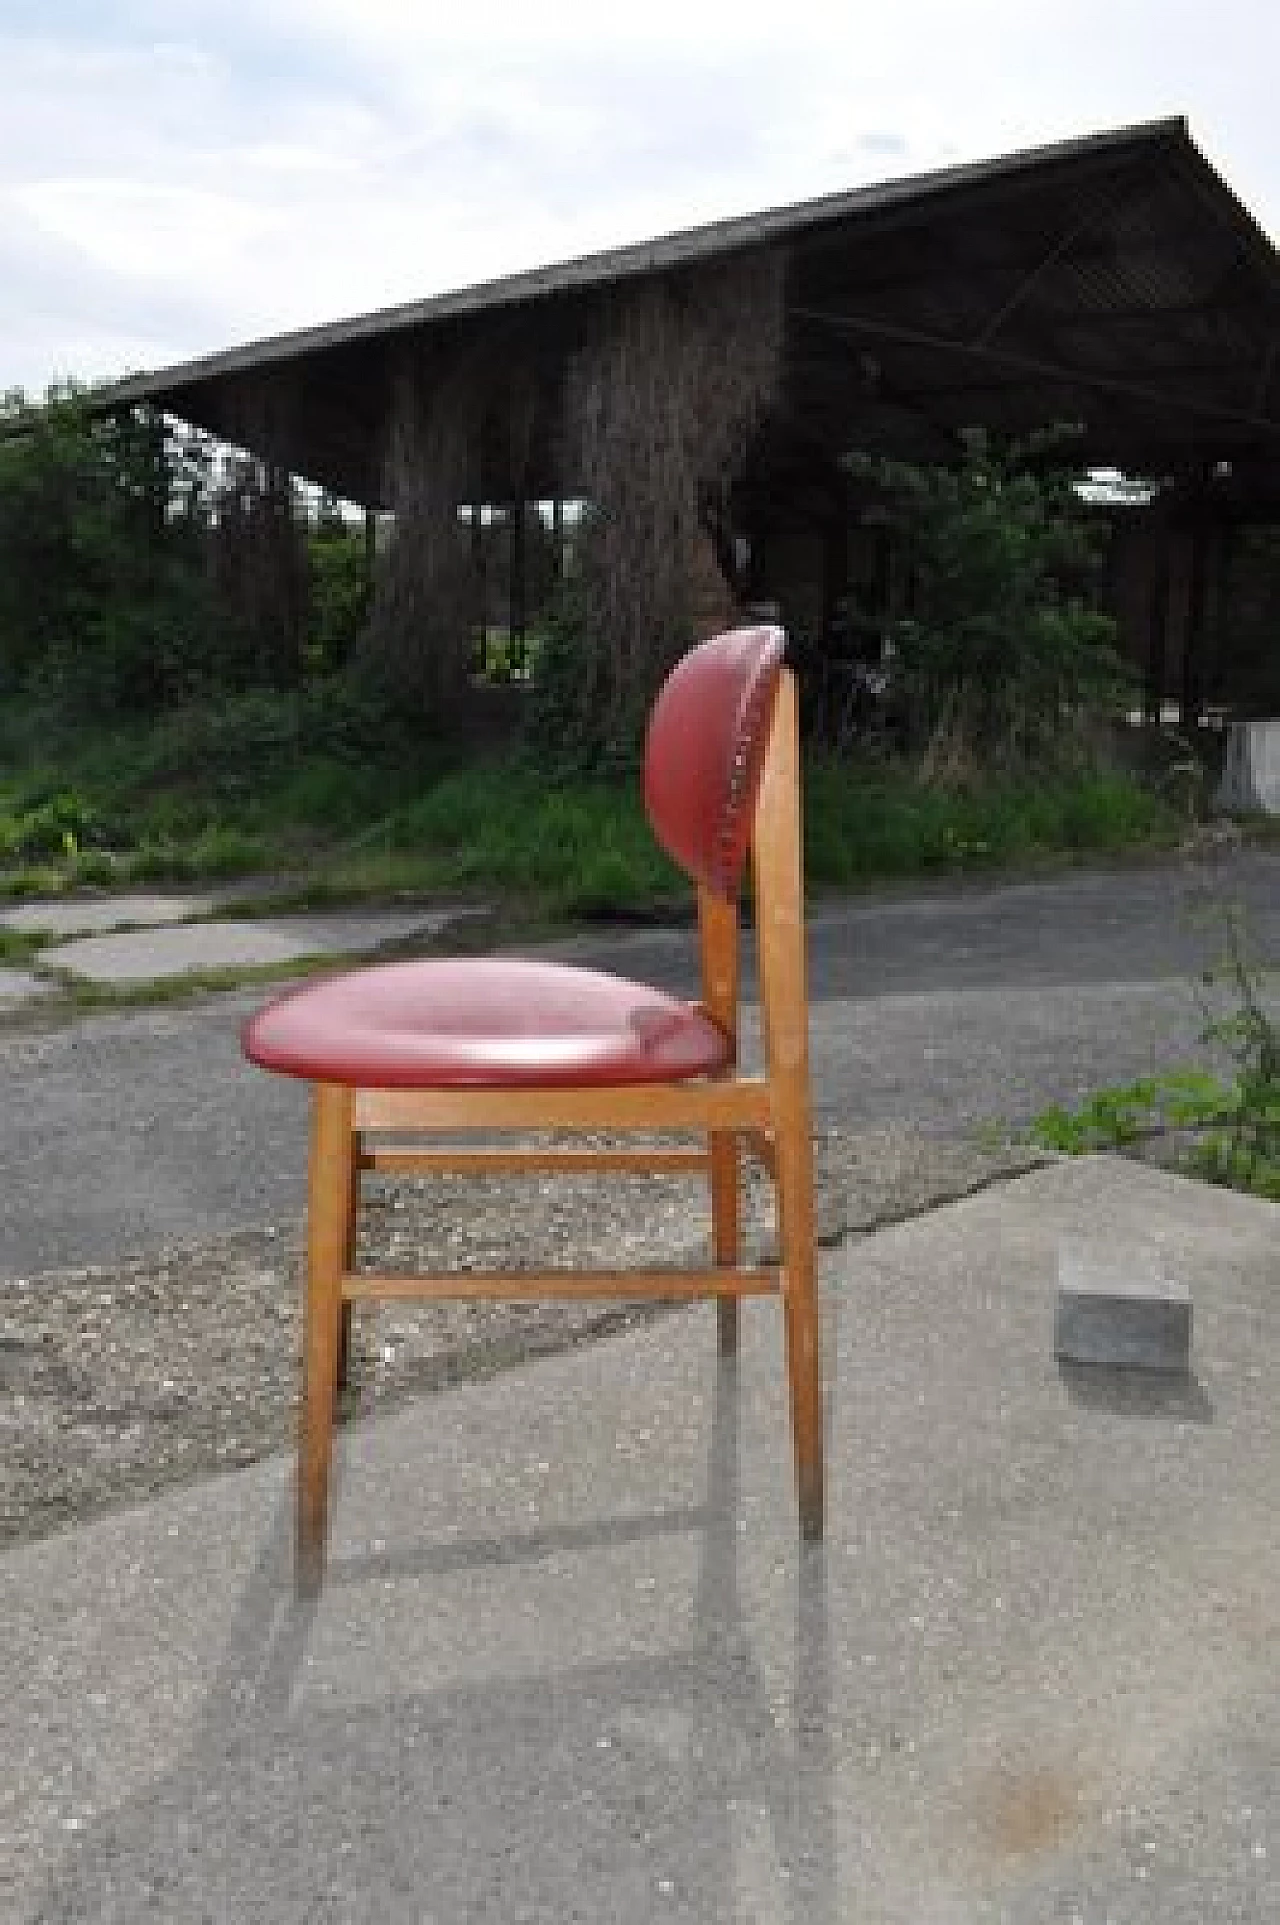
243 956 732 1089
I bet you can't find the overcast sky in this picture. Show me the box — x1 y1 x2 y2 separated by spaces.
3 0 1278 398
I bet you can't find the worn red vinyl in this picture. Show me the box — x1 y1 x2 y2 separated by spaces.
643 624 785 898
242 956 733 1088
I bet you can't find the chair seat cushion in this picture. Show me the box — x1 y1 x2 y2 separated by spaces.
241 956 733 1089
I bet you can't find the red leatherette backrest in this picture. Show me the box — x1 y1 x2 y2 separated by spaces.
643 625 786 899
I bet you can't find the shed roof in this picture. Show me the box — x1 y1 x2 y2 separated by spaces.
99 116 1280 507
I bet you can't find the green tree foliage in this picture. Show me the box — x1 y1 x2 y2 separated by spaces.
0 384 217 712
205 459 309 692
850 431 1131 763
523 568 620 766
306 505 372 674
0 386 355 714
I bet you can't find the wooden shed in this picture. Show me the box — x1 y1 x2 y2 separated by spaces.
100 116 1280 720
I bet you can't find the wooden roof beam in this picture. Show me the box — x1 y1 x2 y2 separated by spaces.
790 306 1280 438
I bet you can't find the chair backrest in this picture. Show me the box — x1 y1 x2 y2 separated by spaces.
643 625 787 900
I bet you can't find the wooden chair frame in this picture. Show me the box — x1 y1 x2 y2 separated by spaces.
294 669 822 1595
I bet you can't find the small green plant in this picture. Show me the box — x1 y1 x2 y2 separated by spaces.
1030 916 1279 1200
1032 1069 1232 1155
0 787 107 861
1192 912 1280 1198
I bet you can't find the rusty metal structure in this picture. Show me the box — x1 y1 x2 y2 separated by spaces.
101 116 1280 718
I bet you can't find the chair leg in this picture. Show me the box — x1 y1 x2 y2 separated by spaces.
749 668 824 1539
298 1081 355 1598
336 1155 361 1392
775 1108 824 1541
710 1130 741 1357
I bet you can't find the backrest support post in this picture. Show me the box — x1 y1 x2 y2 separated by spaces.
697 885 739 1053
750 669 810 1092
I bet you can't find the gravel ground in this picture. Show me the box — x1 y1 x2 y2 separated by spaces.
1 1127 1045 1549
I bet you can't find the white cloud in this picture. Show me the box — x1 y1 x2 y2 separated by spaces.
15 181 278 284
1 1 1277 395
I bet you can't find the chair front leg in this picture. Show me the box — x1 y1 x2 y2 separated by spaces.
750 669 824 1540
298 1080 356 1597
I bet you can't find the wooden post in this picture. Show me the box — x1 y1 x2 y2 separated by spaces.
1144 514 1171 726
821 491 847 648
510 498 527 674
363 508 377 595
470 505 487 672
552 497 565 581
1201 523 1236 713
1180 491 1213 729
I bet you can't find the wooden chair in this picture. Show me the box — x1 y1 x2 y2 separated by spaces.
242 624 823 1595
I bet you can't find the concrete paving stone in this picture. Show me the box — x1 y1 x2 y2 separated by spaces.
1056 1239 1194 1371
0 888 257 939
39 907 478 985
1 1158 1276 1923
0 965 55 1008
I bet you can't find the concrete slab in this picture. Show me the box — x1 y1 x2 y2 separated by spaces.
0 965 54 1009
39 907 477 985
0 890 247 939
2 1159 1276 1923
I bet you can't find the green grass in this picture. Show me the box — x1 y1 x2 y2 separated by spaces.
354 765 682 917
0 688 1185 919
803 758 1179 884
0 926 45 964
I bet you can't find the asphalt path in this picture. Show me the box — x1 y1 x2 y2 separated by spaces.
3 847 1276 1281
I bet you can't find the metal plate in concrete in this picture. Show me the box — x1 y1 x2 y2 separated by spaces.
42 909 474 985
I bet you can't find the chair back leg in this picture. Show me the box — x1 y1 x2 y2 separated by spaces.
699 885 742 1357
751 673 824 1540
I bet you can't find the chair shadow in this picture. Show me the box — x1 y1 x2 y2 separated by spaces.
33 1356 838 1924
1058 1360 1215 1423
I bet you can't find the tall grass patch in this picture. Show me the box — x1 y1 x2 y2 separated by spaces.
368 760 683 916
1 677 1184 916
803 758 1178 885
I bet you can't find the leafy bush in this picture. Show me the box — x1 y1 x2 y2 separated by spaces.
0 788 108 860
848 430 1132 762
307 522 371 672
0 385 217 714
523 577 644 771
